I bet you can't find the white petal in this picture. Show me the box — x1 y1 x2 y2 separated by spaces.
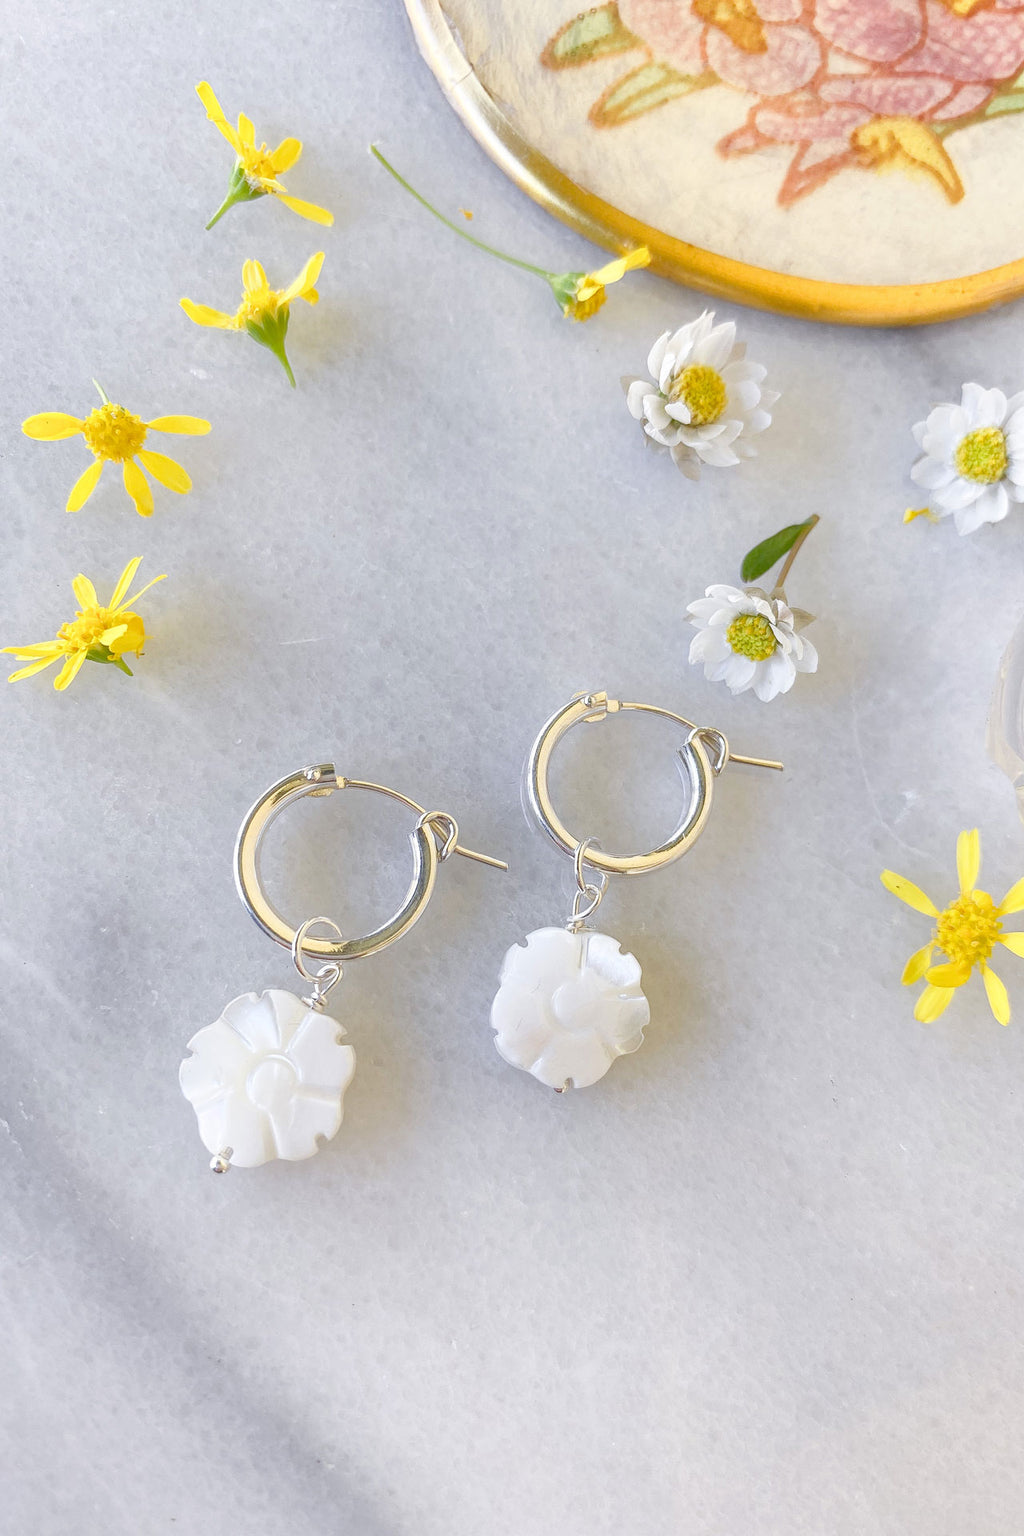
646 331 671 380
911 456 957 490
625 378 651 419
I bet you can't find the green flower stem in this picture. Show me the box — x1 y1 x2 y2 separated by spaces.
206 163 263 230
370 145 557 281
771 514 819 596
246 310 296 388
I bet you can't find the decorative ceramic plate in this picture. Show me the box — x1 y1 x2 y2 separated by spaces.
403 0 1024 324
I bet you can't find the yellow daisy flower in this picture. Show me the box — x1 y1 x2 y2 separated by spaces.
4 558 166 692
882 828 1024 1025
181 252 324 387
22 385 210 518
197 82 333 230
371 146 649 322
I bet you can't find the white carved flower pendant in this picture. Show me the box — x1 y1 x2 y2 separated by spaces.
490 927 650 1091
179 989 356 1168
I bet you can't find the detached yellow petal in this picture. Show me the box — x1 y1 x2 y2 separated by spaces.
981 963 1011 1025
72 574 98 610
180 298 236 329
999 875 1024 914
136 449 191 494
196 82 242 154
904 506 939 524
926 960 972 989
881 869 939 917
999 932 1024 957
901 944 934 985
123 458 154 518
273 191 334 226
271 137 302 173
23 412 83 441
914 984 955 1023
956 828 980 894
66 458 103 512
53 650 88 692
852 117 964 203
146 415 211 436
280 250 325 305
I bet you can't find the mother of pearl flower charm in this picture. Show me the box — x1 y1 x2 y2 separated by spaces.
179 763 506 1172
490 693 783 1093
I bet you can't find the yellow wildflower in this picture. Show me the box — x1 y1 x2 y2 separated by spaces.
371 146 649 322
882 829 1024 1025
548 249 652 321
22 385 210 518
4 558 166 692
197 82 333 230
181 252 324 387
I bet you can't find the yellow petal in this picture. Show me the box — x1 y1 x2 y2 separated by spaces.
180 298 236 329
136 449 191 494
236 111 255 147
53 650 88 692
196 82 242 153
914 984 955 1023
108 557 143 608
586 246 652 287
999 932 1024 957
280 250 325 305
8 654 61 683
109 614 146 655
982 963 1011 1025
242 259 268 295
65 458 103 512
926 960 972 988
98 622 128 646
72 574 98 610
852 117 964 203
145 415 211 436
2 643 62 658
999 875 1024 914
272 192 334 226
270 137 302 173
23 412 83 441
903 506 939 524
901 944 934 985
880 869 939 917
956 828 980 893
123 458 154 518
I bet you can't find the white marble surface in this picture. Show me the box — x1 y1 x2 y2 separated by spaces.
3 5 1024 1534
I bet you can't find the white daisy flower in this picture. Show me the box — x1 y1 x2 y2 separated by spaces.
910 383 1024 535
623 310 777 480
687 583 817 703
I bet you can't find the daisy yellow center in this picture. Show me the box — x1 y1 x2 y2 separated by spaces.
81 403 147 462
57 610 118 652
726 613 776 661
241 144 277 184
934 889 1002 968
668 364 728 426
954 427 1007 485
568 286 606 322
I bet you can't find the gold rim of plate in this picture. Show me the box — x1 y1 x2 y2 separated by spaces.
403 0 1024 327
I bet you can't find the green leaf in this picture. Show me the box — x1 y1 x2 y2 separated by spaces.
740 520 815 584
985 89 1024 119
541 5 640 69
590 63 715 128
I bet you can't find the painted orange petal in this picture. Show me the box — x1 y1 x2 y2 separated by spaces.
123 459 154 517
66 459 103 512
23 412 84 441
881 870 938 917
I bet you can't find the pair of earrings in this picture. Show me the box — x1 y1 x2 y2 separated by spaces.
179 690 782 1171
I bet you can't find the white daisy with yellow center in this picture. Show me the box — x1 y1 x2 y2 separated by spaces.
910 383 1024 535
687 583 817 702
624 310 777 480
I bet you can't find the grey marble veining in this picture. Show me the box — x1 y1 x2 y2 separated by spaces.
3 4 1024 1534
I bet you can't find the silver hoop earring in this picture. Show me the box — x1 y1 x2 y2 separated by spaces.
489 692 782 1093
180 762 507 1172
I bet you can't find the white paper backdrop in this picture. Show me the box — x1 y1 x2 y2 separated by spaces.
3 4 1024 1534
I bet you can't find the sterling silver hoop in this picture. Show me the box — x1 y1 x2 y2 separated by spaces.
525 692 784 878
234 763 507 961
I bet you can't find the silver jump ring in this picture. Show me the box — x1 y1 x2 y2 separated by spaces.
291 916 345 984
573 837 607 897
235 764 439 962
526 693 715 877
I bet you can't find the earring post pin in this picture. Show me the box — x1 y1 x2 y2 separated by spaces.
453 845 509 871
729 753 784 771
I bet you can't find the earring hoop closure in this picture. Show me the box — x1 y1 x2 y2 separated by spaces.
526 693 783 878
234 763 507 962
